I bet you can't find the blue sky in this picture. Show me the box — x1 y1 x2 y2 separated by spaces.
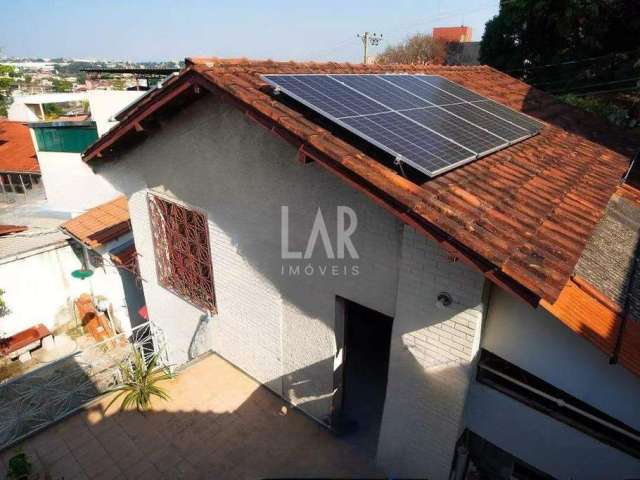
1 0 499 62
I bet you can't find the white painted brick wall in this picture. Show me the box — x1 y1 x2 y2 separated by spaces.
105 94 486 477
119 97 401 424
377 226 485 479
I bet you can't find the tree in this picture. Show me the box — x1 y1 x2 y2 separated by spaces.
376 33 447 65
52 78 73 93
0 64 16 117
480 0 640 85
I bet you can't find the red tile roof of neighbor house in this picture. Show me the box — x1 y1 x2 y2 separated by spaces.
0 120 40 174
0 225 28 236
60 196 130 248
83 59 637 307
432 26 473 43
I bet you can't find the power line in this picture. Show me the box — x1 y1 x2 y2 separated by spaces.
548 76 640 95
569 85 640 97
506 48 640 74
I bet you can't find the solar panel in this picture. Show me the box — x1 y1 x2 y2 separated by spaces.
402 107 506 155
262 74 543 177
471 99 545 133
379 75 463 106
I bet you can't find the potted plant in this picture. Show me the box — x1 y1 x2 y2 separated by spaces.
106 349 173 413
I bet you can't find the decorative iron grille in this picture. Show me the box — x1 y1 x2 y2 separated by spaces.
0 321 167 450
148 194 217 313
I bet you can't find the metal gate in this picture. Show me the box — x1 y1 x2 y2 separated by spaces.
0 321 167 450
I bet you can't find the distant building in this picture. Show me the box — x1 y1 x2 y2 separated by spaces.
7 90 145 213
432 26 472 43
432 26 480 65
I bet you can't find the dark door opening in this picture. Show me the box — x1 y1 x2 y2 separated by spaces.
333 298 393 456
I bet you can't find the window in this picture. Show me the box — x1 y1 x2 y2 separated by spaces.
148 194 216 313
477 349 640 459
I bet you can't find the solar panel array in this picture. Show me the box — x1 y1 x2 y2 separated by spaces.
261 74 544 177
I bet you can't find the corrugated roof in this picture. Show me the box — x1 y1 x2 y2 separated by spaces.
60 196 130 248
82 59 636 303
0 120 39 174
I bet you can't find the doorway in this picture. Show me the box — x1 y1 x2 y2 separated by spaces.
333 297 394 456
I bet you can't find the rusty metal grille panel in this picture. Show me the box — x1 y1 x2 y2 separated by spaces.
148 194 216 312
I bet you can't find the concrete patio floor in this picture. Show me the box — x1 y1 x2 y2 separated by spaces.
1 354 384 479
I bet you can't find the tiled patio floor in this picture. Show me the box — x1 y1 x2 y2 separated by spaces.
1 354 384 479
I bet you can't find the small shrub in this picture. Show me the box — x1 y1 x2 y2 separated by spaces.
6 450 31 480
106 349 173 413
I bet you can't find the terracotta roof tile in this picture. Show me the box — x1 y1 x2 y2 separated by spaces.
0 225 28 236
82 58 637 303
61 196 130 248
0 120 39 174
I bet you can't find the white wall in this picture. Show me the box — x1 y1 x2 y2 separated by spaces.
95 94 487 478
34 149 121 213
0 243 132 338
464 287 640 479
87 90 145 136
377 226 486 479
119 96 402 423
7 102 40 122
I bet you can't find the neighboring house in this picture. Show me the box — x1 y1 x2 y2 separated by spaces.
0 120 43 202
432 26 480 65
7 90 145 213
81 58 639 479
433 25 473 42
59 195 145 334
0 197 143 341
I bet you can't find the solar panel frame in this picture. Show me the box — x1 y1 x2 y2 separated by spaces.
262 73 543 177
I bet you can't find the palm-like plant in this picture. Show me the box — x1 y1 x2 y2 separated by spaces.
106 349 173 413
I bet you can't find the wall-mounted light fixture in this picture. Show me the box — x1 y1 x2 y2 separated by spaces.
436 292 453 309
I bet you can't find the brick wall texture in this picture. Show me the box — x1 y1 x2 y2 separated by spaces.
118 95 486 478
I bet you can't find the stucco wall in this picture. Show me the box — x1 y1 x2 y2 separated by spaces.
0 243 132 337
87 90 145 136
35 149 121 213
465 287 640 479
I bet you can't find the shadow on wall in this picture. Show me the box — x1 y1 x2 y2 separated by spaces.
93 95 404 420
6 358 384 480
117 269 147 330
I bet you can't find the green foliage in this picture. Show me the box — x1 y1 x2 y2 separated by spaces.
110 78 126 90
376 33 447 65
561 94 637 128
106 349 173 413
42 103 64 120
52 78 72 93
480 0 640 86
0 289 10 318
6 450 31 480
0 64 16 117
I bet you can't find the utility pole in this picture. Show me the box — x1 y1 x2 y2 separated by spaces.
357 32 383 65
